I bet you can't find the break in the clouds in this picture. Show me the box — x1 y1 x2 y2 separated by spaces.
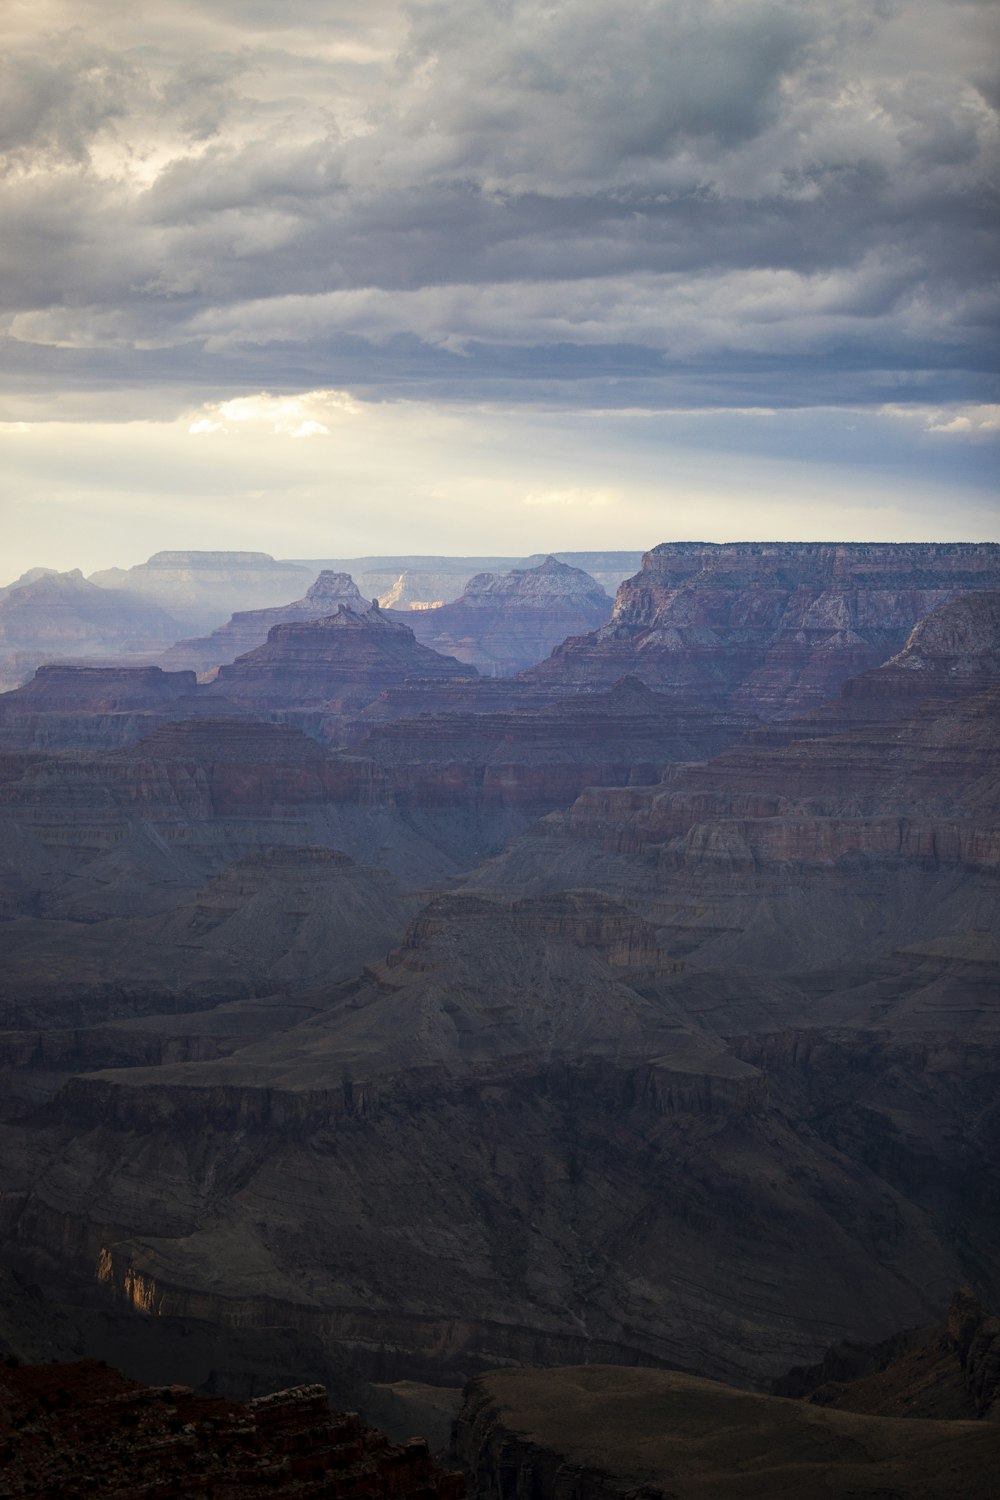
1 0 998 567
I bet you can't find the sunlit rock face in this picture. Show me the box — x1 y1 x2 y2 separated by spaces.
403 557 613 675
206 605 473 712
159 571 372 674
526 542 1000 717
0 572 184 691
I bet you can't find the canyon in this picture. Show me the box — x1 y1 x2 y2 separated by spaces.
0 541 997 1494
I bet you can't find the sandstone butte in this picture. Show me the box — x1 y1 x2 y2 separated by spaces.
205 605 473 712
159 572 375 675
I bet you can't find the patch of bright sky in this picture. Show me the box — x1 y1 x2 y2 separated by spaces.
2 394 996 583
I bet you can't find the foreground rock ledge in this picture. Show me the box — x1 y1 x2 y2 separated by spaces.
0 1358 465 1499
452 1365 1000 1500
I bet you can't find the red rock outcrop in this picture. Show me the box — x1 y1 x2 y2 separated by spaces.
0 1359 464 1499
208 607 472 713
527 541 1000 717
160 572 373 675
403 557 612 676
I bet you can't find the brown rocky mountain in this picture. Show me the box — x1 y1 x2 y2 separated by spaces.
89 551 314 633
527 541 1000 717
402 558 612 676
0 572 184 692
206 606 472 713
0 1358 464 1500
454 1360 1000 1500
159 572 374 675
1 539 998 1480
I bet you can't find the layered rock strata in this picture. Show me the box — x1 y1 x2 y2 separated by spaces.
352 678 752 819
479 679 1000 968
527 541 1000 717
0 664 226 751
207 607 471 713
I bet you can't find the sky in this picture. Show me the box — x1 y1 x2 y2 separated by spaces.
2 0 998 580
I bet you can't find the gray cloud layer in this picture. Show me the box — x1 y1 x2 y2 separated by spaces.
2 0 998 413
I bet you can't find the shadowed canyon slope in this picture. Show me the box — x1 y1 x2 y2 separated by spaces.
454 1360 1000 1500
0 542 998 1470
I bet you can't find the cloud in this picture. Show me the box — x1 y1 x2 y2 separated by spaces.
0 0 995 423
880 402 1000 436
186 388 359 436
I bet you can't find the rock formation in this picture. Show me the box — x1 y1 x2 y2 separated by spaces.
751 588 1000 745
0 1358 464 1500
527 541 1000 717
403 557 612 675
160 572 373 675
207 607 472 713
0 573 184 691
1 536 999 1457
281 554 643 610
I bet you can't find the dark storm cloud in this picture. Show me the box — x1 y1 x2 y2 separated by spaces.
2 0 998 413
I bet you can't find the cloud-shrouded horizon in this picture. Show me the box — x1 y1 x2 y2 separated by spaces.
2 0 998 577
